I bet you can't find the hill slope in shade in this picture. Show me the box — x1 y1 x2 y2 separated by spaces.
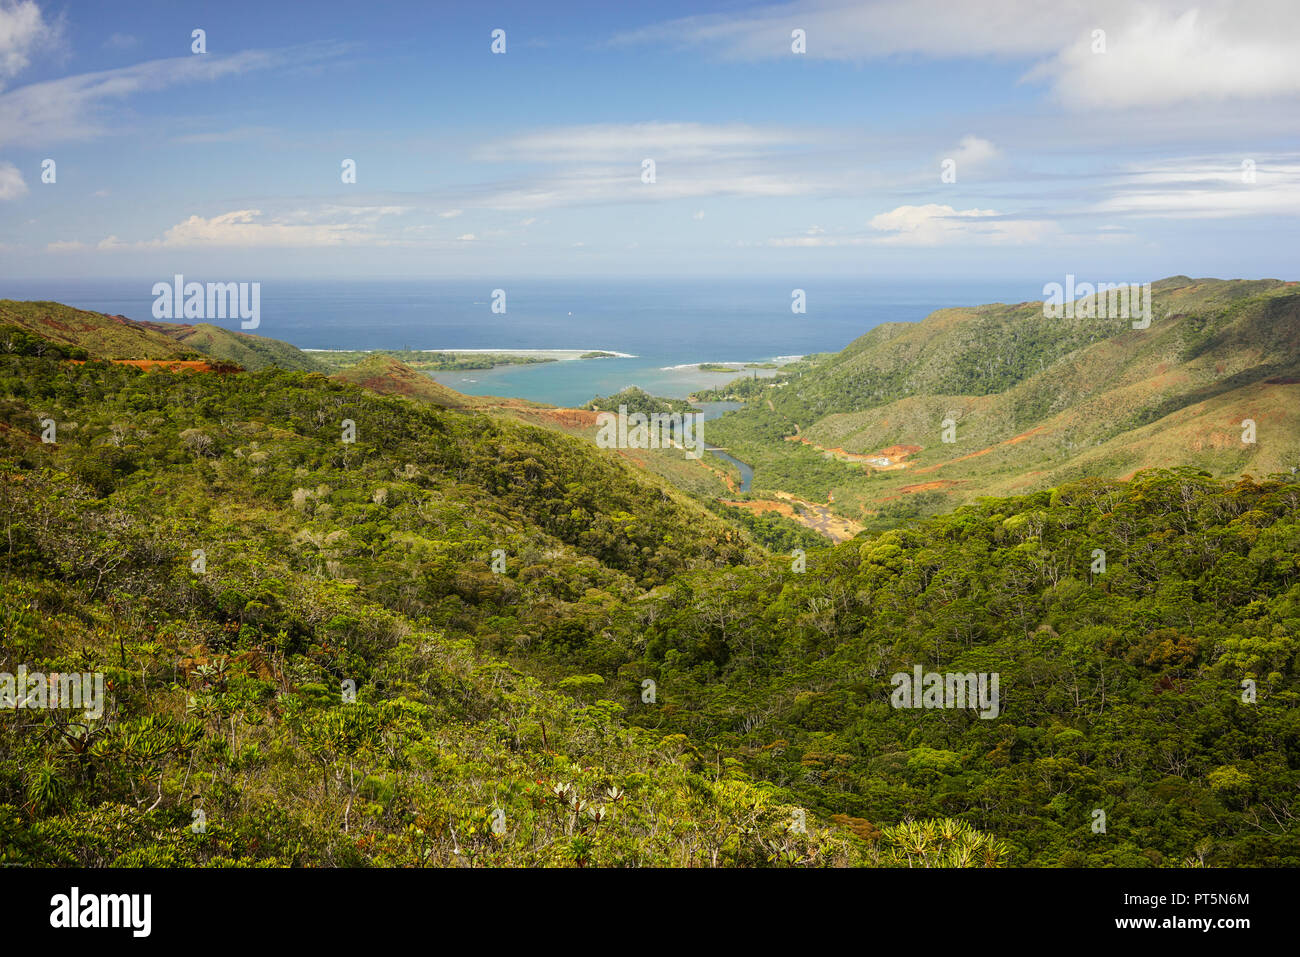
0 301 332 373
142 321 331 373
0 300 191 360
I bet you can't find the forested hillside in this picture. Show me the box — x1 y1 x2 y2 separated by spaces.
572 469 1300 866
0 354 858 866
138 321 332 374
0 301 193 361
705 278 1300 528
1 302 1296 868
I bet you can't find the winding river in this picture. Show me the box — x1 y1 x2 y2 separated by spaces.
705 446 753 492
692 400 755 492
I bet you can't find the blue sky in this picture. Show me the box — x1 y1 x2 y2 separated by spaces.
1 0 1298 281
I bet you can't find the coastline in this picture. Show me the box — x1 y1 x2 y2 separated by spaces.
659 356 803 371
303 347 637 360
426 353 794 407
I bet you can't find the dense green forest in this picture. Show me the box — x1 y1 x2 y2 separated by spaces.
606 469 1300 865
0 354 1007 866
0 328 1297 867
584 385 697 415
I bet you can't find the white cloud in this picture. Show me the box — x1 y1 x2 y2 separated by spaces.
82 207 395 250
289 203 408 223
1094 156 1300 218
163 208 393 246
485 169 814 210
457 233 476 241
0 44 344 147
480 121 802 164
946 135 998 170
439 209 463 218
0 159 25 199
103 32 137 51
613 0 1062 60
618 0 1300 110
1028 6 1300 109
473 123 823 210
767 205 1058 246
0 0 58 88
867 203 1058 246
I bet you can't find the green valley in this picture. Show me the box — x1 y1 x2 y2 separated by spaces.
700 278 1300 534
1 285 1297 869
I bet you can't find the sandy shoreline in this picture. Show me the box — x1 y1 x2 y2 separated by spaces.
302 347 636 359
659 356 803 371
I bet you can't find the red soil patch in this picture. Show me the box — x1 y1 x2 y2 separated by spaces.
724 492 864 543
785 435 920 468
897 480 958 494
914 426 1046 474
66 359 236 373
721 498 797 519
524 407 601 429
878 444 921 459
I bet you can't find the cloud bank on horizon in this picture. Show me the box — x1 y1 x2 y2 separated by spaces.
1 0 1297 279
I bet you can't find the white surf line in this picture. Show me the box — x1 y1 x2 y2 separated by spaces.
423 349 636 359
302 348 636 359
659 356 803 371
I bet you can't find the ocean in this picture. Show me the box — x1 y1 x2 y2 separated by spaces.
1 278 1043 407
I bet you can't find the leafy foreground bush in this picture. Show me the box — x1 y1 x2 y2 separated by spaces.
0 576 859 867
